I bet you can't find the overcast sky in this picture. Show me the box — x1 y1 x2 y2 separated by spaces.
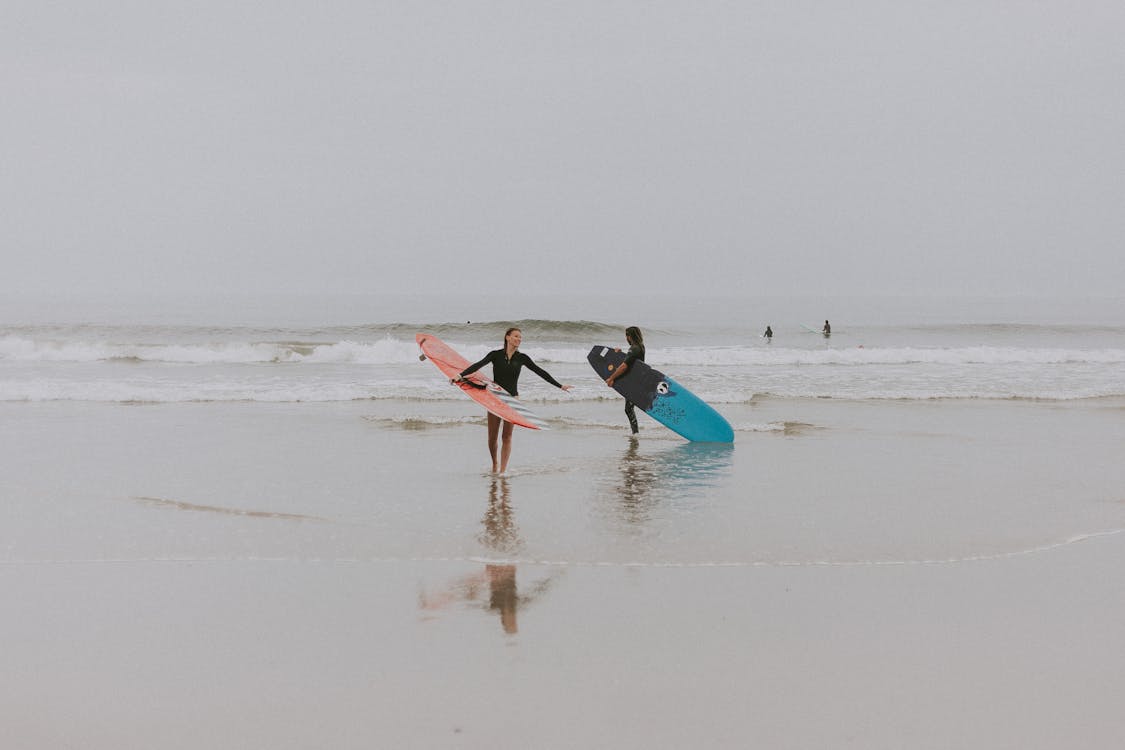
3 2 1124 301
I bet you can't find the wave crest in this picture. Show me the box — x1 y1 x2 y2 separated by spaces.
6 333 1123 367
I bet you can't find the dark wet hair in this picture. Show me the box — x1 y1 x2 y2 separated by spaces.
625 326 643 346
504 327 521 346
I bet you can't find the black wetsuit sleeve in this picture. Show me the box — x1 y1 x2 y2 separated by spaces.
623 344 645 368
518 353 564 389
460 350 496 378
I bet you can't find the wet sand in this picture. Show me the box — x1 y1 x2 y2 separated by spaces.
3 399 1125 748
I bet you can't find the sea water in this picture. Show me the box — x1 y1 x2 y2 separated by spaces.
3 292 1124 406
4 291 1125 568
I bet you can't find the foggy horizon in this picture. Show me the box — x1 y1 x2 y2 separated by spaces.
4 2 1124 301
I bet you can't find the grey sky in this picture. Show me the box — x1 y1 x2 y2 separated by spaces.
4 2 1124 300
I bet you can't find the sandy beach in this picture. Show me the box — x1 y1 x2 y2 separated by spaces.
4 397 1125 749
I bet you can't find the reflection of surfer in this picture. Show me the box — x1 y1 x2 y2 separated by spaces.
479 476 522 633
417 563 524 635
608 441 734 525
454 327 573 474
485 564 519 634
480 476 521 554
616 436 658 522
418 477 553 635
604 326 646 435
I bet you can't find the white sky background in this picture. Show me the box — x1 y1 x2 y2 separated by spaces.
3 2 1124 301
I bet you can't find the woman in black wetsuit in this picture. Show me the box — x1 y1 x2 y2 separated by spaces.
454 327 572 474
604 326 645 435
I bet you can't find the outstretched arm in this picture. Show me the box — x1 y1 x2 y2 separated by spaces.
521 354 572 391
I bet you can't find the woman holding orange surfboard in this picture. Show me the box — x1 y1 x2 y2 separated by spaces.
453 327 572 474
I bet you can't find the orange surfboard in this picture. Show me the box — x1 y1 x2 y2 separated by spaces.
416 333 550 430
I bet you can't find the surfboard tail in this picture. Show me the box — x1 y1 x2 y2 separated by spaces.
492 389 551 430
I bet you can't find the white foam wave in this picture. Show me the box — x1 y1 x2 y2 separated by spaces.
2 377 1122 403
4 333 1124 402
0 380 385 403
0 335 424 365
290 338 422 364
733 421 800 433
644 345 1125 367
6 334 1125 368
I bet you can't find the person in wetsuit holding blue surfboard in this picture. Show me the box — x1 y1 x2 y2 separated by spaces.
604 326 646 435
454 327 572 474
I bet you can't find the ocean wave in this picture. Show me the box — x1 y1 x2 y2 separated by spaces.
0 318 634 341
397 319 635 341
0 335 423 365
2 377 1124 403
2 391 1120 404
259 319 637 341
902 322 1125 335
6 333 1125 368
654 345 1125 367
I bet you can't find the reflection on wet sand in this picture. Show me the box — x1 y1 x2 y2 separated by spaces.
481 476 521 634
418 476 554 635
485 564 519 634
479 475 522 555
616 437 660 523
607 439 735 525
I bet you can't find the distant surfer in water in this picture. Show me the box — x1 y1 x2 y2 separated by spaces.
764 325 773 342
822 320 831 337
454 327 572 474
604 326 646 435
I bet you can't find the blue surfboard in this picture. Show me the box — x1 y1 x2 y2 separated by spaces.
587 346 734 443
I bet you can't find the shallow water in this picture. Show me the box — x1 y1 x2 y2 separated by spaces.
5 396 1124 568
